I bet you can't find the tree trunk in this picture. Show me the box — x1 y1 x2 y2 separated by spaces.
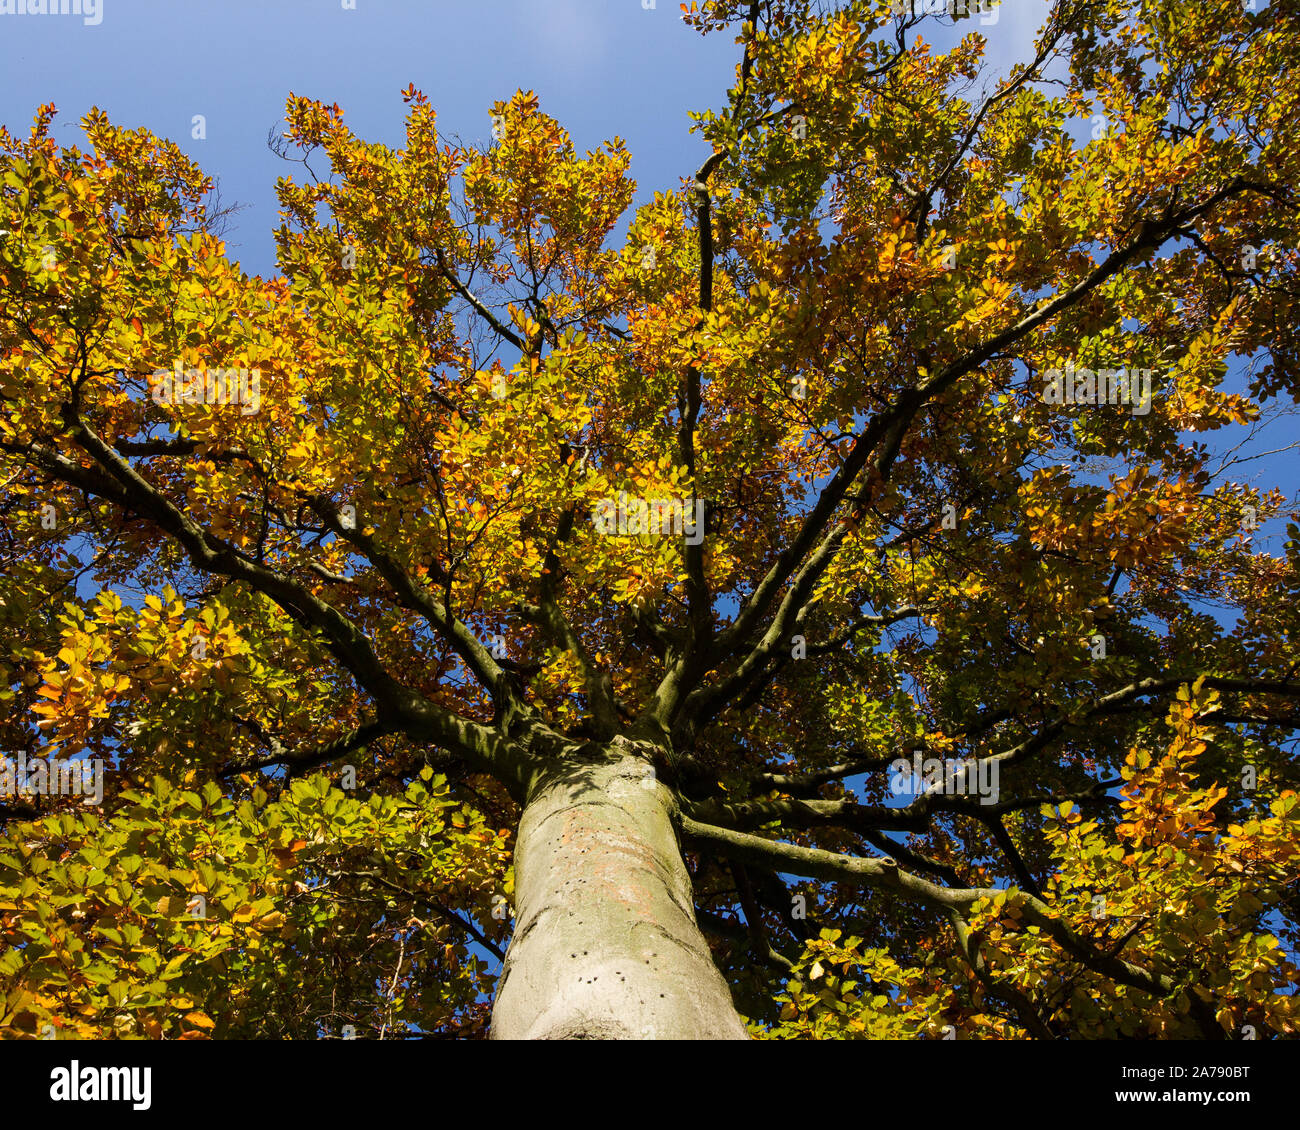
489 737 749 1039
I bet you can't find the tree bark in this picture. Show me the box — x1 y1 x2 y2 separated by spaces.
489 737 749 1039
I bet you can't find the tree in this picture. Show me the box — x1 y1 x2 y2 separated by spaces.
1 0 1298 1041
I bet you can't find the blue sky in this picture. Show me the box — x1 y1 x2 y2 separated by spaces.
0 0 1054 275
2 0 749 275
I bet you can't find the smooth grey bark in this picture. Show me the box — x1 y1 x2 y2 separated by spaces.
489 737 749 1039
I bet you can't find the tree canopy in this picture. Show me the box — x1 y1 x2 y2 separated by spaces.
1 0 1298 1040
